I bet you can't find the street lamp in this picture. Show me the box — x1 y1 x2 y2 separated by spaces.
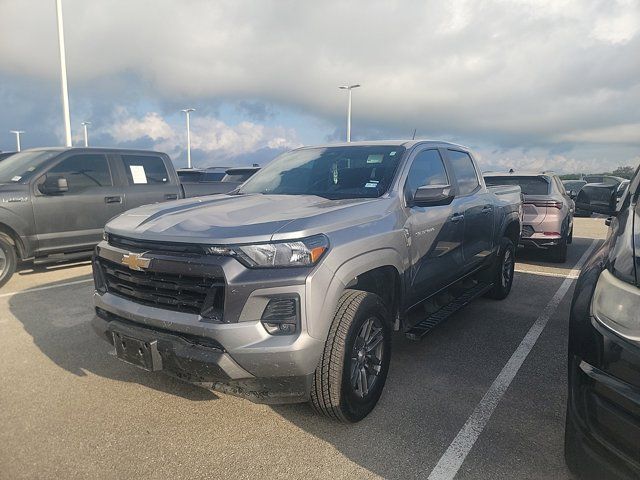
55 0 72 147
10 131 25 152
181 108 195 168
338 84 361 142
81 121 91 147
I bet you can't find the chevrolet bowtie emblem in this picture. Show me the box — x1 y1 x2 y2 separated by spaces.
121 252 151 271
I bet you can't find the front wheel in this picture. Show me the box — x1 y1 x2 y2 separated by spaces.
310 290 391 423
485 237 515 300
0 234 17 289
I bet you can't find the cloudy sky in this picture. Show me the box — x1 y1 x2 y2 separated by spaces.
0 0 639 172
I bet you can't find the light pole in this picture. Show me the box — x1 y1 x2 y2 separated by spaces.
81 121 91 147
181 108 195 168
10 131 25 152
338 84 360 142
55 0 72 147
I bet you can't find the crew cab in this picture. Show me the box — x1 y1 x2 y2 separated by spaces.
91 141 522 422
0 147 182 287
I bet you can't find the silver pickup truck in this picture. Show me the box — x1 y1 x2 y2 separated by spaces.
91 141 522 422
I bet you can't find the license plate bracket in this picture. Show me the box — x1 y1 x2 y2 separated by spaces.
112 332 163 371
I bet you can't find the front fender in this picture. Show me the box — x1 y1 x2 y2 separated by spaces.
304 248 404 341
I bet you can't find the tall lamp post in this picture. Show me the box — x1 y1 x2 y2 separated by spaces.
181 108 195 168
81 121 91 147
10 130 25 152
338 84 360 142
55 0 72 147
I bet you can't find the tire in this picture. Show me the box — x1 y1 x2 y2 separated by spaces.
551 238 568 263
0 234 17 289
310 289 392 423
567 226 573 245
485 237 515 300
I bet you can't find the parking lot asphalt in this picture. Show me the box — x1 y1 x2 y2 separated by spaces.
0 217 608 479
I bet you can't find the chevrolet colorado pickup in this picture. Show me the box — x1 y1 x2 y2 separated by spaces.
92 141 522 422
0 147 183 288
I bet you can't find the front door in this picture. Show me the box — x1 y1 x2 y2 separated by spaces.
403 148 465 307
32 153 124 254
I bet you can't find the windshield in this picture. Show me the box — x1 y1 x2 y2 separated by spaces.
238 146 405 199
484 175 550 195
0 150 60 184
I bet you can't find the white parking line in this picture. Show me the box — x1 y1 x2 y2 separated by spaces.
515 269 579 280
0 278 93 299
427 239 599 480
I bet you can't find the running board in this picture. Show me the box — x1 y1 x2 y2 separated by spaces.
405 282 494 340
33 251 93 265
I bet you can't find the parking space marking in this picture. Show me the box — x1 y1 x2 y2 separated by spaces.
0 278 93 299
427 240 599 480
514 269 579 280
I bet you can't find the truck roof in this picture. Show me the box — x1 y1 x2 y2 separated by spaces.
295 140 470 150
20 146 168 156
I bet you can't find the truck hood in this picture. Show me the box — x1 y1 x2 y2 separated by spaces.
106 193 388 244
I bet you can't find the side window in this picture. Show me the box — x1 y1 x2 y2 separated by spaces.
122 155 169 185
404 149 448 201
47 154 112 192
448 150 479 195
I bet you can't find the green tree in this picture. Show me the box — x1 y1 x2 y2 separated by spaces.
611 166 636 180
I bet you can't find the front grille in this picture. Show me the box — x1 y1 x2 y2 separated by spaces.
522 225 534 238
99 259 224 319
108 234 206 255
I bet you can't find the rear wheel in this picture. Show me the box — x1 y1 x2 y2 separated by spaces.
310 289 391 423
551 238 568 263
485 237 515 300
0 234 17 289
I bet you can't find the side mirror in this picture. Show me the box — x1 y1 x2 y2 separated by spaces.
410 185 454 207
575 183 617 216
39 175 69 195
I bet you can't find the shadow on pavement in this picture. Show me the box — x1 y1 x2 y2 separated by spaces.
8 275 217 402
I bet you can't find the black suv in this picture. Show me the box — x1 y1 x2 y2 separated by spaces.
565 165 640 479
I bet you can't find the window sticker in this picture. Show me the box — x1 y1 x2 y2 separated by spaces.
366 154 383 164
365 180 379 188
130 165 148 184
11 176 21 182
389 151 397 156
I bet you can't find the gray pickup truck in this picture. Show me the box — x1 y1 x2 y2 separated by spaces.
91 141 522 422
0 147 183 287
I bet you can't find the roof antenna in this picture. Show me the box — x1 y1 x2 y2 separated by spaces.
509 168 515 173
411 129 416 140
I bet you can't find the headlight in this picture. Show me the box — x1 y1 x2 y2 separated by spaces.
592 269 640 342
205 234 329 268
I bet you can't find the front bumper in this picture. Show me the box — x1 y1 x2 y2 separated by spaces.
566 267 640 479
91 240 328 404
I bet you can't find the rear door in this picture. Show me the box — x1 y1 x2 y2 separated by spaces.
115 153 181 210
32 152 125 254
403 148 464 305
446 149 494 270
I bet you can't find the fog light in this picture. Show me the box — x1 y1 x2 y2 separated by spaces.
260 297 299 335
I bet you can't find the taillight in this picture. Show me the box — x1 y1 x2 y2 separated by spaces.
524 200 563 209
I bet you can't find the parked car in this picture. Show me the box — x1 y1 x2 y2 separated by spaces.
563 180 591 217
177 166 228 183
616 179 630 202
0 151 16 161
0 147 183 287
582 174 625 186
91 141 522 422
484 172 574 262
565 166 640 479
180 166 260 197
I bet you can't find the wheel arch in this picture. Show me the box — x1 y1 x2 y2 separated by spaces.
0 222 26 259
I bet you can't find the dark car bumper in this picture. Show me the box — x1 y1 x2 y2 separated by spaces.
566 266 640 479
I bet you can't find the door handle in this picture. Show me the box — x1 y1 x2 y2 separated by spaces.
164 194 178 200
450 213 464 222
104 196 122 204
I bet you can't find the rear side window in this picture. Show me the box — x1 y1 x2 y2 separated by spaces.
404 150 448 200
47 154 112 191
484 176 550 195
448 150 479 195
122 155 169 185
